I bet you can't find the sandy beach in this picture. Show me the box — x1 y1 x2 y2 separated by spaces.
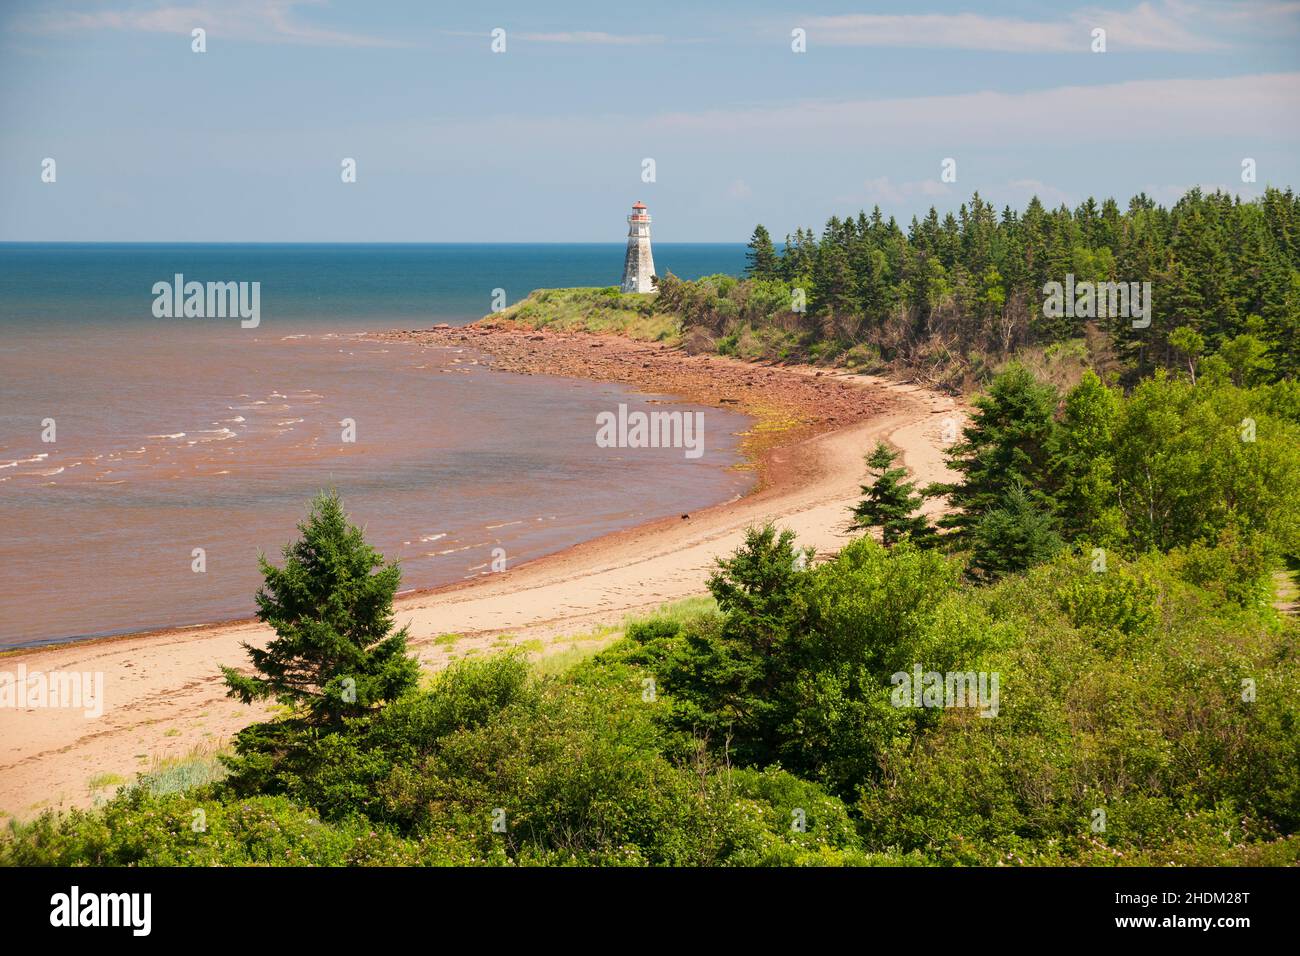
0 327 962 820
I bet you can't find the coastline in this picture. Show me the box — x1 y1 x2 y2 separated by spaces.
373 322 898 490
0 325 963 819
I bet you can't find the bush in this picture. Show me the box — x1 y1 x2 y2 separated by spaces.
6 517 1297 868
855 552 1300 863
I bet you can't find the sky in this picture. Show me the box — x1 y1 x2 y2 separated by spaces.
1 0 1298 242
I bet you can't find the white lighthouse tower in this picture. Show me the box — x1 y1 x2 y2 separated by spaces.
620 201 657 294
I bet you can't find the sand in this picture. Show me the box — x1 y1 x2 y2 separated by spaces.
0 330 962 820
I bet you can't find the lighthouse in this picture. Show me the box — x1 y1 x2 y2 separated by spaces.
620 201 657 294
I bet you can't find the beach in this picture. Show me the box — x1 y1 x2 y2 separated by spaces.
0 327 961 820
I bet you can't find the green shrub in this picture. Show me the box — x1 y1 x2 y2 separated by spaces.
6 514 1297 868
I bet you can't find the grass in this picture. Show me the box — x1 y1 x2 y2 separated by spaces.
485 287 682 343
135 742 229 797
533 643 611 678
624 595 717 629
529 622 621 679
86 773 126 792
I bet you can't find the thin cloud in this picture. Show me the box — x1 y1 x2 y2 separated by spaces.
20 0 408 48
800 1 1233 53
727 179 753 200
516 31 666 45
440 29 667 46
1200 0 1300 24
649 72 1300 144
851 177 951 206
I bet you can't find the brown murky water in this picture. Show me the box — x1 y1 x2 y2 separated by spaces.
0 324 752 646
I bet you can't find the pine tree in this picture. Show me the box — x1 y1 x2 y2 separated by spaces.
853 246 892 323
779 228 816 283
745 224 779 279
968 484 1064 579
221 490 419 726
850 442 934 546
929 363 1059 540
1262 268 1300 379
813 241 856 326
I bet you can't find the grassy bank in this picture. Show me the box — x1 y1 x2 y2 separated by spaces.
479 280 1088 395
484 286 681 343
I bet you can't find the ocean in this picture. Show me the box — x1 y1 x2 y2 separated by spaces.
0 243 750 647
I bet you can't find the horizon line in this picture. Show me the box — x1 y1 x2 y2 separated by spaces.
0 240 750 246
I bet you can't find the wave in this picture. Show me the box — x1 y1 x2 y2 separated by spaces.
3 454 50 468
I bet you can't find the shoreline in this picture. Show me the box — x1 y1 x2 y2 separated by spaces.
3 323 891 657
372 321 901 490
0 325 963 819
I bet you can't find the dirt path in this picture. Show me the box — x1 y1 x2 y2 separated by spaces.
1273 570 1299 616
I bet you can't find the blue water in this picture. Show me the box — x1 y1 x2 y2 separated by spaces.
0 243 746 329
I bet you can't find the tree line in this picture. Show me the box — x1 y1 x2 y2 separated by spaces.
725 187 1300 383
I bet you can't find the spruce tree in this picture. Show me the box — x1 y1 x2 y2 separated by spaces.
745 224 779 279
850 442 934 546
694 523 812 764
813 241 856 327
968 484 1063 580
221 490 419 726
930 363 1059 541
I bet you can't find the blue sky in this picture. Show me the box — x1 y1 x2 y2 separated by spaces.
2 0 1298 241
